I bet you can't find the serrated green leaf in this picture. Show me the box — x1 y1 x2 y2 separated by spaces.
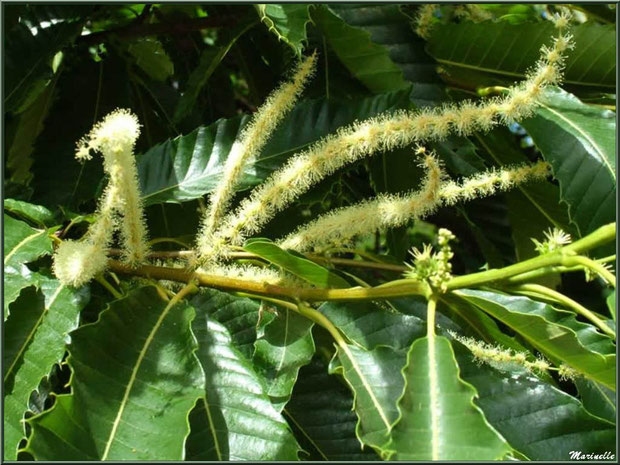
521 88 615 237
4 214 53 320
138 88 413 205
284 357 380 461
428 21 615 89
244 240 349 288
575 379 616 424
187 315 300 460
330 344 405 449
325 4 444 105
455 289 616 390
454 340 616 460
4 199 55 227
125 38 174 82
383 335 511 460
25 286 205 460
253 308 315 411
256 4 311 56
190 289 271 359
6 72 58 184
4 278 89 460
319 300 425 351
311 5 408 93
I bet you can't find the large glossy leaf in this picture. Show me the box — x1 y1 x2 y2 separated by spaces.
455 289 616 390
256 4 311 56
521 87 616 236
187 316 300 460
4 278 89 460
244 240 349 288
428 21 615 89
4 214 53 320
319 300 425 351
4 6 87 112
4 199 55 227
383 335 511 460
454 341 616 460
25 286 205 460
190 289 271 359
330 344 406 449
311 5 408 93
575 379 616 425
284 357 380 461
253 308 315 411
138 88 413 205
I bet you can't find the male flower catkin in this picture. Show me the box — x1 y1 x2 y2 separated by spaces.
209 16 571 257
280 160 551 253
53 110 148 286
278 152 443 252
196 53 317 263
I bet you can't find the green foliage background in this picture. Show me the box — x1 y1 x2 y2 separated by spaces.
3 3 617 461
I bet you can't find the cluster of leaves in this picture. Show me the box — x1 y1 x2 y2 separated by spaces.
3 3 617 461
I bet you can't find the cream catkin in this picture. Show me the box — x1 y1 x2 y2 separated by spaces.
206 17 571 259
53 109 148 286
279 153 443 252
450 332 552 375
414 4 438 39
196 53 317 262
279 160 551 253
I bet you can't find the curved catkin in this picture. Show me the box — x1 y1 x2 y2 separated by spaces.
278 154 443 252
205 18 571 258
196 52 317 262
439 161 551 206
53 109 149 286
279 160 551 253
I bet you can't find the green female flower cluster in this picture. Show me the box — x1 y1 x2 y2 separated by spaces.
405 228 455 292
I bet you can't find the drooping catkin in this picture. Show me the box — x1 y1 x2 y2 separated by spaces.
53 109 148 286
278 153 443 252
205 17 571 259
196 53 317 263
279 160 551 253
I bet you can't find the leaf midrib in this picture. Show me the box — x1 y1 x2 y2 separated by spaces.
4 283 64 384
537 102 615 180
4 230 46 266
100 297 178 460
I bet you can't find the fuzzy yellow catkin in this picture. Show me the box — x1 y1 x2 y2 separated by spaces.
439 160 552 206
207 17 571 259
278 160 551 253
278 153 442 252
196 53 317 262
414 4 438 39
76 109 149 266
53 109 148 286
450 332 551 375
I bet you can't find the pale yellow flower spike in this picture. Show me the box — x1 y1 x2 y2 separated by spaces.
439 161 552 206
53 109 148 286
414 4 438 39
196 52 317 263
278 152 443 252
208 22 570 257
